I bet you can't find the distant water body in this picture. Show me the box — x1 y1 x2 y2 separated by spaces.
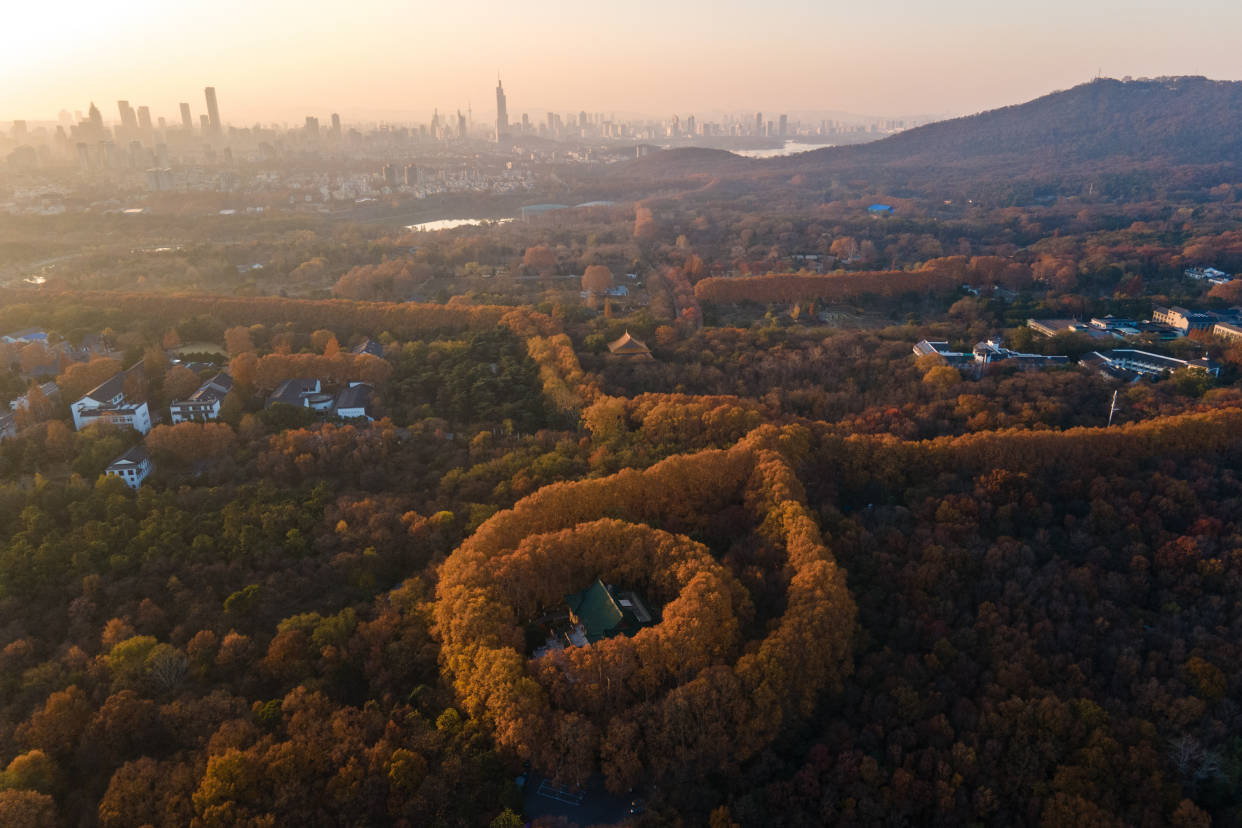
732 141 833 159
405 217 514 232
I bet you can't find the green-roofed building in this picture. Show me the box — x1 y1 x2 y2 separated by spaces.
564 578 653 644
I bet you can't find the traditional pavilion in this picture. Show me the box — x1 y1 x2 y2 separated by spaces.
607 331 653 360
564 578 653 644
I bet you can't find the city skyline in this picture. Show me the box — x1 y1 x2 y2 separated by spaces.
4 0 1241 123
13 81 918 140
12 80 938 133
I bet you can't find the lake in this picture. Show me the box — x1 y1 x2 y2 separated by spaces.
405 217 515 232
733 141 834 159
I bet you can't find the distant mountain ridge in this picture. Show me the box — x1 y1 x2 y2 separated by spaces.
607 76 1242 200
777 76 1242 170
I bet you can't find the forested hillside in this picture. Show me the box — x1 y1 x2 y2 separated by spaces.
7 74 1242 827
788 77 1242 169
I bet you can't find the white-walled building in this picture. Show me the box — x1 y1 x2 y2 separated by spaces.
71 365 151 434
105 445 152 488
266 378 333 411
334 382 374 420
170 372 233 424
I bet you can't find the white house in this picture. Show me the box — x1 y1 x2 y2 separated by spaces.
105 445 152 488
71 365 151 434
333 382 375 420
266 378 334 411
170 372 233 424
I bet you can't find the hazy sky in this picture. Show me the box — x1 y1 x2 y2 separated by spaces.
4 0 1241 124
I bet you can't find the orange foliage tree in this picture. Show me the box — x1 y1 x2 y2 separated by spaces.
524 335 601 414
695 267 961 305
245 352 392 391
332 261 431 300
0 290 507 341
633 207 657 241
13 383 57 429
18 343 51 374
522 245 558 274
224 326 255 357
162 366 202 401
57 357 123 401
146 422 237 464
582 265 614 294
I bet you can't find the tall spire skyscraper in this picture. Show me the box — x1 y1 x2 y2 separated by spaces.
495 77 508 142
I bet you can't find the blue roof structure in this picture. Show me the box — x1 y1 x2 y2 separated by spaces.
2 328 48 343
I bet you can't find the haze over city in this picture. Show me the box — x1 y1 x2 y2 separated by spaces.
5 0 1242 123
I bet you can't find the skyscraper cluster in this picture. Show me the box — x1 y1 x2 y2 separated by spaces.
70 86 223 145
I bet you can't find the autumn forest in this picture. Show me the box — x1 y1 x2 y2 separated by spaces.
4 76 1242 827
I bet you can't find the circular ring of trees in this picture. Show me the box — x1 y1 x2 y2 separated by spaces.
435 427 857 790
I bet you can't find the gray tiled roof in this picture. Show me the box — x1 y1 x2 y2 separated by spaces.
108 444 150 468
334 383 374 411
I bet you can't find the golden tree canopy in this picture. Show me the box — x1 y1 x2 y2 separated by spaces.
582 265 614 294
